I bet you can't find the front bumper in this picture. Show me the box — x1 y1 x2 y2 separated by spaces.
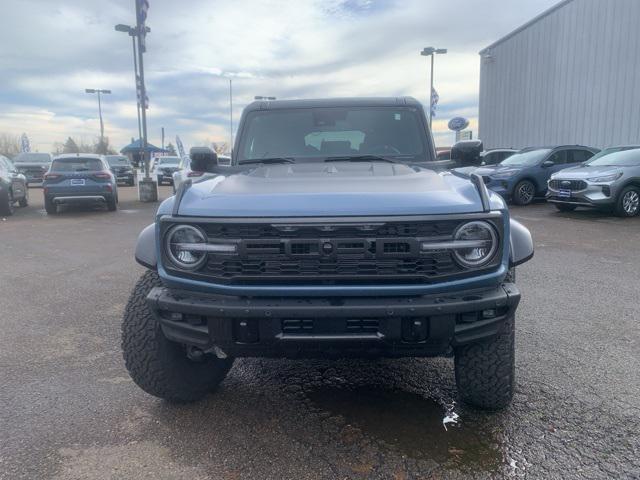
547 183 615 207
146 283 520 358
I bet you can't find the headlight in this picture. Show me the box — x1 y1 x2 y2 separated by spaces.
491 170 517 179
452 221 498 268
587 172 622 183
165 225 208 270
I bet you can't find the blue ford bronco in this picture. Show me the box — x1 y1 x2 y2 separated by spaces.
122 98 533 409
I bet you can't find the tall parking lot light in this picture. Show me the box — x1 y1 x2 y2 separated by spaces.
85 88 111 147
421 47 447 128
115 24 143 164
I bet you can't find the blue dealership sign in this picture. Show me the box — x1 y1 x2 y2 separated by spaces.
448 117 469 132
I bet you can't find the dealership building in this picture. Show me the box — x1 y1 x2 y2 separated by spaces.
478 0 640 150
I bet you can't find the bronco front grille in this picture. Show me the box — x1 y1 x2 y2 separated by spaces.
161 216 503 285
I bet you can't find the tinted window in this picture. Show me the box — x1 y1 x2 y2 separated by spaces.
587 149 640 167
501 149 551 167
568 149 594 163
13 152 51 163
51 158 104 172
106 156 130 166
587 146 640 162
547 151 567 165
239 107 429 162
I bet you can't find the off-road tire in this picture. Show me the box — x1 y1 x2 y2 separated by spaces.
122 270 234 402
554 203 576 212
454 313 515 410
107 195 117 211
614 186 640 217
44 196 57 215
18 188 28 207
512 180 535 206
0 190 14 216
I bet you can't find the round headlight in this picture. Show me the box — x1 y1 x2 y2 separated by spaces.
165 225 208 270
452 221 497 268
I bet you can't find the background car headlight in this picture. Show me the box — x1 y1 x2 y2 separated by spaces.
165 225 208 270
452 221 498 268
587 172 622 183
491 170 517 179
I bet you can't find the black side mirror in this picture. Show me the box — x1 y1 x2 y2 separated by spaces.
189 147 218 173
451 140 484 167
542 160 555 168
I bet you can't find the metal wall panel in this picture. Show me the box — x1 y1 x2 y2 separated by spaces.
479 0 640 150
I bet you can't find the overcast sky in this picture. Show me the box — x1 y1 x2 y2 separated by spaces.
0 0 560 152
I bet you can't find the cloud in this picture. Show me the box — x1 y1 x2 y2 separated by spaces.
0 0 560 151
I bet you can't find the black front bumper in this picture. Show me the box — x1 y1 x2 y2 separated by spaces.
146 283 520 358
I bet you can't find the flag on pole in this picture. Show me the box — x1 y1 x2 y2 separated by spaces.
20 133 31 153
176 135 186 158
430 87 440 118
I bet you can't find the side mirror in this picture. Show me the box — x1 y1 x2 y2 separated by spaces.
189 147 218 173
542 160 555 168
451 140 484 167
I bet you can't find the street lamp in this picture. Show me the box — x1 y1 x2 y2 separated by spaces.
420 46 447 128
254 96 276 101
85 89 111 149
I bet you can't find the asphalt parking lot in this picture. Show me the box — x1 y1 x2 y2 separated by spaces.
1 186 639 480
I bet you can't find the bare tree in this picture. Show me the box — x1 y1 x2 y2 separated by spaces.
0 133 21 158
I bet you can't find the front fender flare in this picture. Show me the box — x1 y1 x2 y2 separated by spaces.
135 223 157 269
509 218 534 266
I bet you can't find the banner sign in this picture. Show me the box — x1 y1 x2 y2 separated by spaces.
20 133 31 153
176 135 186 158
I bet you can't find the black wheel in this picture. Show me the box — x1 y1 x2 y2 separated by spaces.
614 186 640 217
0 190 14 216
554 203 577 212
454 313 515 410
122 271 234 402
107 195 117 211
18 187 28 207
512 180 535 206
44 197 57 215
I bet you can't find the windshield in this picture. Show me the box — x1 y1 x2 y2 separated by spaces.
13 153 51 163
585 149 640 167
106 156 130 166
500 149 551 167
51 158 104 172
585 146 640 164
158 157 180 165
238 107 430 162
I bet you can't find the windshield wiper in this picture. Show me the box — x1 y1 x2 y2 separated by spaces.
323 155 403 164
238 157 296 165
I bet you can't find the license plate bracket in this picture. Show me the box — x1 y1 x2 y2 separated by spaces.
558 189 571 198
71 178 85 186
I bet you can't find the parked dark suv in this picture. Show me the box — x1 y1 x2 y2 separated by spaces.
43 154 118 214
0 155 28 216
122 97 534 410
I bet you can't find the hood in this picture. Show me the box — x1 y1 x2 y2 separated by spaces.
175 161 491 217
551 165 621 180
14 162 49 169
473 164 522 176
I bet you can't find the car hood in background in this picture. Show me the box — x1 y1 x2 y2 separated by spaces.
472 164 522 177
551 165 622 179
175 161 491 217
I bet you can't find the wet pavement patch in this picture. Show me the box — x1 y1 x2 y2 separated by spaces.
308 387 503 472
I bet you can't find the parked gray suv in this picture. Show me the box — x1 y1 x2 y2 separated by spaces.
547 146 640 216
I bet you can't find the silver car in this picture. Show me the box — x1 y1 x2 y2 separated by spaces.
172 154 230 192
547 146 640 216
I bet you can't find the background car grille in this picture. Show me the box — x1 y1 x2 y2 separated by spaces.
162 218 502 285
549 179 587 191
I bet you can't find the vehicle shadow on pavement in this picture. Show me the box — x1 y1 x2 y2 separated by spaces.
139 357 511 479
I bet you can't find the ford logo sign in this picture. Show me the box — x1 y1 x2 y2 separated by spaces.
448 117 469 132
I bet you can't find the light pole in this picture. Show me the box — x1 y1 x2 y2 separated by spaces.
420 47 447 128
85 88 111 147
115 24 143 163
254 96 276 101
229 78 233 149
